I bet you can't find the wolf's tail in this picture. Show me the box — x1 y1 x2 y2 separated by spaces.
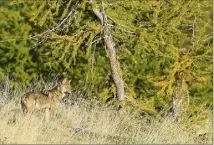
20 95 28 114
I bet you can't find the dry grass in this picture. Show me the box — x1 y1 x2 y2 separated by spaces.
0 79 212 144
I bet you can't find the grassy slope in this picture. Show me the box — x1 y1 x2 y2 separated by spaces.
0 79 212 144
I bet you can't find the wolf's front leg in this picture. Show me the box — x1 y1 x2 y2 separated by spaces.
45 108 50 122
50 107 56 118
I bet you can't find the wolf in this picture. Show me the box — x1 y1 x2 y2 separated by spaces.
20 77 71 122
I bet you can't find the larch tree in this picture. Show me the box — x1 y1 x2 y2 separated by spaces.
0 0 212 117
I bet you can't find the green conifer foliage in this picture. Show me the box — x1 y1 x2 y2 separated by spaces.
0 6 36 84
0 0 212 115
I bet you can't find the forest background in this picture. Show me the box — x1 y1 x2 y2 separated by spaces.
0 0 212 133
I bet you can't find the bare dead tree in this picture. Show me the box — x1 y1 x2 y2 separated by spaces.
172 22 195 120
92 2 126 101
172 72 183 120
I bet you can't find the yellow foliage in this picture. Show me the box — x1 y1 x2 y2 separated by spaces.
148 0 162 7
154 81 168 87
195 77 209 82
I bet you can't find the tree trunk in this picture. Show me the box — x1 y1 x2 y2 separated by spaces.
172 72 188 120
104 26 125 101
92 9 125 101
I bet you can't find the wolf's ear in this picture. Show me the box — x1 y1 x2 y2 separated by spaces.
61 78 68 84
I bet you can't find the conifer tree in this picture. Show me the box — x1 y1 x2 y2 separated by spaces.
0 0 212 116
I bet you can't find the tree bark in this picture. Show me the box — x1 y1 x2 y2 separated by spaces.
172 72 188 120
93 9 125 101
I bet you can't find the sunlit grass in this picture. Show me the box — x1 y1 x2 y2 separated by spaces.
0 79 212 144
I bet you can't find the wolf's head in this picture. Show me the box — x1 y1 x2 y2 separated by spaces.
58 78 71 94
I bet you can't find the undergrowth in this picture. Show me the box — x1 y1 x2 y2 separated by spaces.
0 78 212 144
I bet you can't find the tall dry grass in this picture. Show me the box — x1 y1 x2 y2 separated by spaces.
0 78 212 144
